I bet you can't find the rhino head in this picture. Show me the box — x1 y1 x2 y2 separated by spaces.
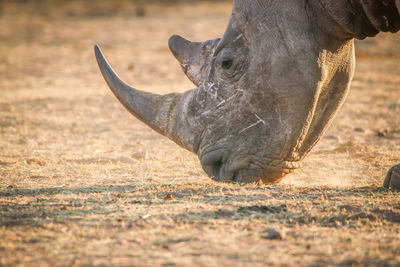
95 0 400 183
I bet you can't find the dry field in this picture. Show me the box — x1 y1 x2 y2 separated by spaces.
1 1 400 266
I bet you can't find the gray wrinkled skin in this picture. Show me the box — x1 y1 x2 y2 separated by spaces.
95 0 400 184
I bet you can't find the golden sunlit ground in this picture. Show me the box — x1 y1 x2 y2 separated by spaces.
1 1 400 266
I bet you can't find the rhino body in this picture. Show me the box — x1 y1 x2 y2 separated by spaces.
95 0 400 184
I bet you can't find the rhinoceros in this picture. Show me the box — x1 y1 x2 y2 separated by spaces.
95 0 400 186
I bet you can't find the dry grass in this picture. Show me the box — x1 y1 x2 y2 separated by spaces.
1 2 400 266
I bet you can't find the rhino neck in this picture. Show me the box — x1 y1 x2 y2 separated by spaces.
312 0 400 39
296 39 356 159
294 0 399 158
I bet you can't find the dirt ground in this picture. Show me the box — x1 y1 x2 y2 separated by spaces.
1 1 400 266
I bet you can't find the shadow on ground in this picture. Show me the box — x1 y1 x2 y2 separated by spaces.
1 184 399 228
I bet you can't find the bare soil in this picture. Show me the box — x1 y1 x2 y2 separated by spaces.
1 2 400 266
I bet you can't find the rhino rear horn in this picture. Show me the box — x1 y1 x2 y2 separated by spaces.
168 35 220 86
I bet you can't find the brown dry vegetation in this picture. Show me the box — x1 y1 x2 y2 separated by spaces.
1 1 400 266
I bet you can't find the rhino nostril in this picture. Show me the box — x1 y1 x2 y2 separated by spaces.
212 159 223 178
200 150 225 180
232 170 240 183
201 151 249 181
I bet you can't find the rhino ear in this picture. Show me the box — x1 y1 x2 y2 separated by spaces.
397 0 400 14
360 0 400 34
168 35 220 86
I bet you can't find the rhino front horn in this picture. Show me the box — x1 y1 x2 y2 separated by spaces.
94 45 199 152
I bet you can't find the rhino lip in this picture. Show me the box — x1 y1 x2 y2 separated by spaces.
200 147 301 183
230 160 302 183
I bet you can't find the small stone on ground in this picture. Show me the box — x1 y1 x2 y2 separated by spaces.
260 228 283 240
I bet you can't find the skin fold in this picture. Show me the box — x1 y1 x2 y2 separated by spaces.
95 0 400 184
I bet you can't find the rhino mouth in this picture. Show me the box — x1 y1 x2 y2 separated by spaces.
200 148 301 183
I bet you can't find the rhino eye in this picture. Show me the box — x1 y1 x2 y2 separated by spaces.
221 59 233 69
